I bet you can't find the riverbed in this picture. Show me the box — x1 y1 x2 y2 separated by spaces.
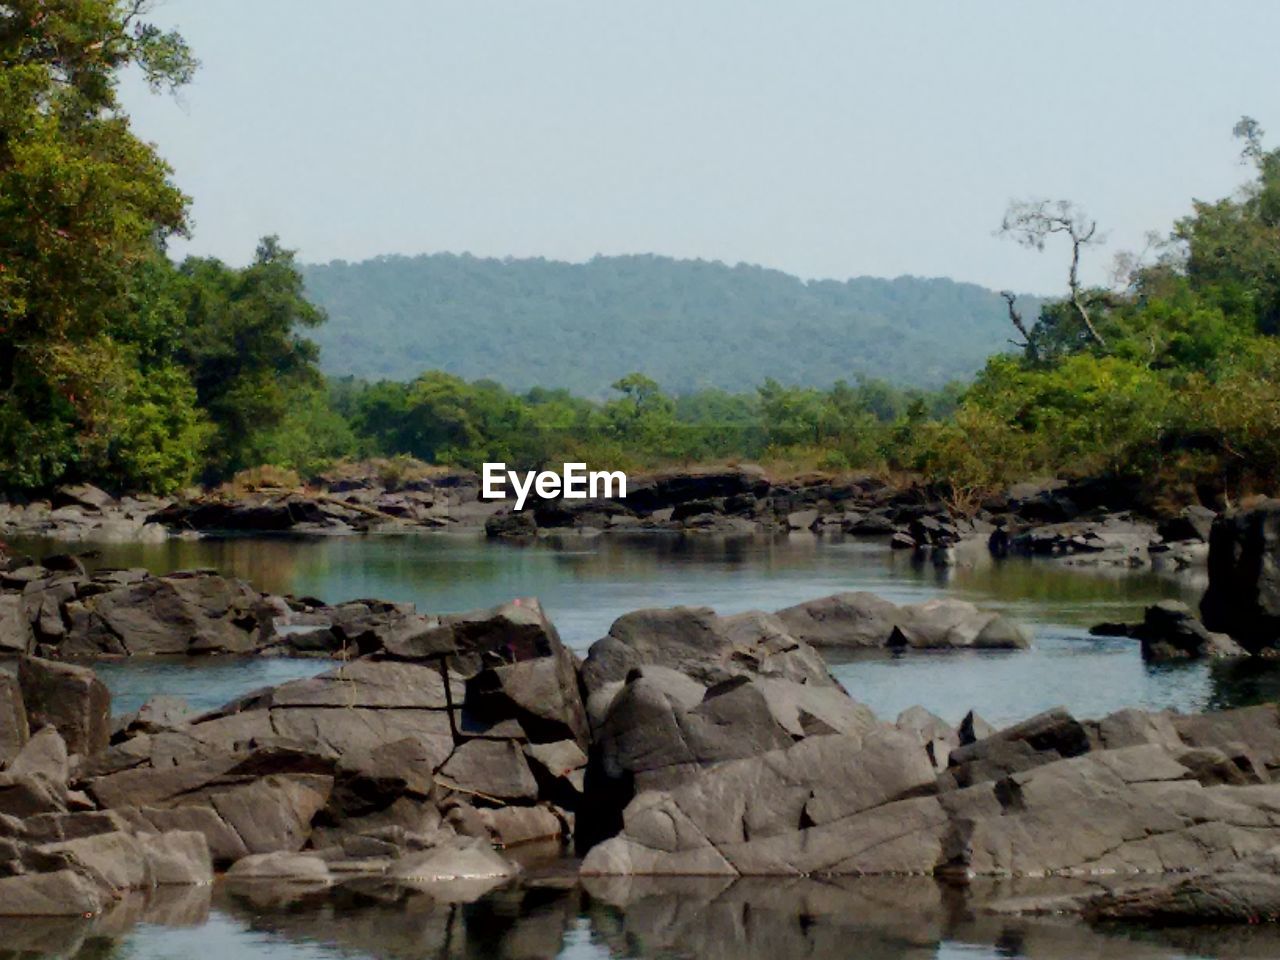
9 529 1280 959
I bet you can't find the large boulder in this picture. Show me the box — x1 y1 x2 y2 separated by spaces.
583 707 1280 879
1133 600 1247 661
18 657 110 756
0 869 104 916
59 572 263 656
581 607 836 696
775 593 1030 650
581 727 939 876
1202 499 1280 652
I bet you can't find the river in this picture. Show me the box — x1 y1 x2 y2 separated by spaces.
8 529 1280 959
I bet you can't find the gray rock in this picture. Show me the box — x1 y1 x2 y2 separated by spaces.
0 869 103 916
226 850 331 882
387 836 517 881
61 573 263 656
1202 499 1280 652
437 740 538 802
18 656 111 756
1131 600 1247 661
582 607 836 696
774 593 1030 650
0 672 29 765
0 594 33 654
7 726 68 789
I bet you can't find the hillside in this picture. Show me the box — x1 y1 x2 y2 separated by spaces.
300 253 1040 394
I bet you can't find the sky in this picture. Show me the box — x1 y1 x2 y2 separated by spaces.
121 0 1280 294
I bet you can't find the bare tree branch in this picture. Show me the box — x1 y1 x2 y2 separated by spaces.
999 290 1038 362
1000 199 1107 348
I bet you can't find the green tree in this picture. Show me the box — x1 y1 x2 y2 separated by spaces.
172 237 326 479
0 0 198 489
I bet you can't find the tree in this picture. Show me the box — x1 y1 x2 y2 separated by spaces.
173 237 326 478
0 1 198 489
1000 199 1108 349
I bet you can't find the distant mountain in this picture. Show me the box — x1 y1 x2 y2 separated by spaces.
300 253 1040 395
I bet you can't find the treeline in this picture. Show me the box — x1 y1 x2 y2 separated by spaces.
314 372 961 477
4 3 1279 509
912 119 1280 508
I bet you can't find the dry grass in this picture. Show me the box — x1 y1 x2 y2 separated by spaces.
217 465 303 497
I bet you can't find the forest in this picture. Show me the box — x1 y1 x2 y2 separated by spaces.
4 1 1280 512
301 254 1038 394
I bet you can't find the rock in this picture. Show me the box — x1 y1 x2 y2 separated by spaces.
464 637 589 746
941 707 1091 790
1088 856 1280 924
7 726 68 789
205 774 333 855
0 672 29 765
18 657 111 756
786 510 819 531
143 830 214 885
480 805 565 847
957 710 995 746
1005 515 1158 565
582 607 836 696
1158 504 1217 544
40 553 86 576
1202 499 1280 653
581 727 939 876
0 869 104 916
38 830 152 891
1132 600 1247 661
0 772 65 818
774 593 1030 650
127 695 197 735
523 740 587 806
484 510 537 539
951 747 1280 877
60 573 263 656
1173 703 1280 769
0 594 33 653
52 484 115 512
436 740 538 802
226 851 332 882
625 470 768 514
387 835 518 882
595 673 795 795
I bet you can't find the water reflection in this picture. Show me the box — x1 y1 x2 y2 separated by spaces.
10 875 1279 960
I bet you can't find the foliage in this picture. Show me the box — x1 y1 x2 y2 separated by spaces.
301 254 1041 394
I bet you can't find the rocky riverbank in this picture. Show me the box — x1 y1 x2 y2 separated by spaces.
3 556 1280 929
0 468 1221 576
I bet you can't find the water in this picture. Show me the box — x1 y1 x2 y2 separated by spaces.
6 875 1268 960
9 529 1280 957
14 529 1273 726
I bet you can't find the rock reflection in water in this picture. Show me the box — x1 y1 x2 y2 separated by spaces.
14 874 1280 960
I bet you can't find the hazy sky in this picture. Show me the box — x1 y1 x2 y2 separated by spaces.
122 1 1280 293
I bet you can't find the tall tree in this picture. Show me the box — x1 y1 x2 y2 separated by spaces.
0 0 198 488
